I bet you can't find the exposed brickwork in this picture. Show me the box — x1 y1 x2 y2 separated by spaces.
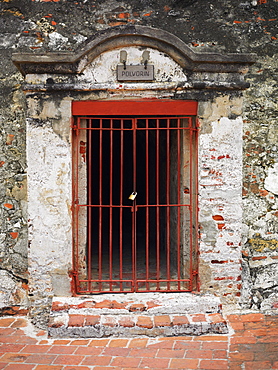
0 314 277 369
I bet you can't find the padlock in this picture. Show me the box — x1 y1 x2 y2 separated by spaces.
128 192 137 200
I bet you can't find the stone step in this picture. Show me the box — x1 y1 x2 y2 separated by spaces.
48 293 228 338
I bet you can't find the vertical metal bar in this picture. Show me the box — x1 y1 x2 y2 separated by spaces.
72 117 80 293
194 118 199 291
119 119 123 291
87 119 92 292
98 119 103 291
132 118 137 290
145 119 149 290
156 119 160 290
189 118 193 290
109 119 113 291
166 119 170 290
177 118 181 290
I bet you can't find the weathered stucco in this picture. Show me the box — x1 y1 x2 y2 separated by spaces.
0 0 277 326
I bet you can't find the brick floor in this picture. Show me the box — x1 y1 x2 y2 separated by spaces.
0 314 277 369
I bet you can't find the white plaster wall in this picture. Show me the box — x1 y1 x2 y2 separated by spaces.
27 117 72 299
79 47 188 86
199 112 243 306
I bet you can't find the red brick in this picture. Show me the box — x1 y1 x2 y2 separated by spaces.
229 322 244 331
129 303 146 312
53 354 84 365
11 318 28 328
35 366 63 370
0 353 30 363
4 365 35 370
194 335 228 341
94 300 113 309
118 316 135 327
230 336 257 344
172 315 189 325
137 316 153 328
148 340 173 349
199 359 228 369
75 346 102 356
227 314 242 322
109 339 129 347
191 314 207 322
24 354 57 364
68 315 84 327
110 300 127 309
111 357 141 367
53 340 71 345
245 361 273 370
0 344 26 352
154 315 171 327
70 339 90 345
84 315 100 326
128 338 148 348
102 316 116 327
0 318 15 327
174 341 201 350
103 347 130 357
63 367 91 370
213 349 228 359
129 348 157 358
21 344 51 353
156 348 185 358
88 339 109 347
48 345 77 354
140 357 170 368
201 342 228 350
240 313 264 322
228 362 245 370
82 356 112 366
208 313 226 324
187 349 213 359
169 358 199 368
230 352 254 361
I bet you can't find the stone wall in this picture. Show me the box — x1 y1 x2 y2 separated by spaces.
0 0 277 323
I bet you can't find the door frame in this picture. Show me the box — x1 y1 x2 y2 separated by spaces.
71 100 199 295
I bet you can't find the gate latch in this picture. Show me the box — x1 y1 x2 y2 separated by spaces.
128 192 137 200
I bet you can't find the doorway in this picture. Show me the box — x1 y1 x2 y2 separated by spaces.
72 101 198 294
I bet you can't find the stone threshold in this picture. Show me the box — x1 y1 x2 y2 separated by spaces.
48 293 228 338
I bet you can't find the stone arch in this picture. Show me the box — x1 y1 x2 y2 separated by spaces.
13 25 255 77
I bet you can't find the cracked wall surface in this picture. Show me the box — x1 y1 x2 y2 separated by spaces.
0 0 277 324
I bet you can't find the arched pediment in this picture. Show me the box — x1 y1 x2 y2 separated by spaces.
13 25 255 76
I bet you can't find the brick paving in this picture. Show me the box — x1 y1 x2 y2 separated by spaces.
0 313 277 369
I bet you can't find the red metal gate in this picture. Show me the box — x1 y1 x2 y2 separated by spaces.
72 101 198 294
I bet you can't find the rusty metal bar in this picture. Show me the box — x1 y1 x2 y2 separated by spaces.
132 118 137 289
166 118 170 290
189 117 193 291
145 119 150 290
109 119 113 291
177 118 181 290
98 119 103 291
87 119 93 292
156 118 160 290
119 119 124 291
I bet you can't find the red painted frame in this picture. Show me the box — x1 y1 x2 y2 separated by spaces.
72 100 198 116
71 100 199 294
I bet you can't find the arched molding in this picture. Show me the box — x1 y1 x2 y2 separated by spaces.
13 25 255 76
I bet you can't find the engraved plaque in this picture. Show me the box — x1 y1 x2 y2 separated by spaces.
117 65 154 81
